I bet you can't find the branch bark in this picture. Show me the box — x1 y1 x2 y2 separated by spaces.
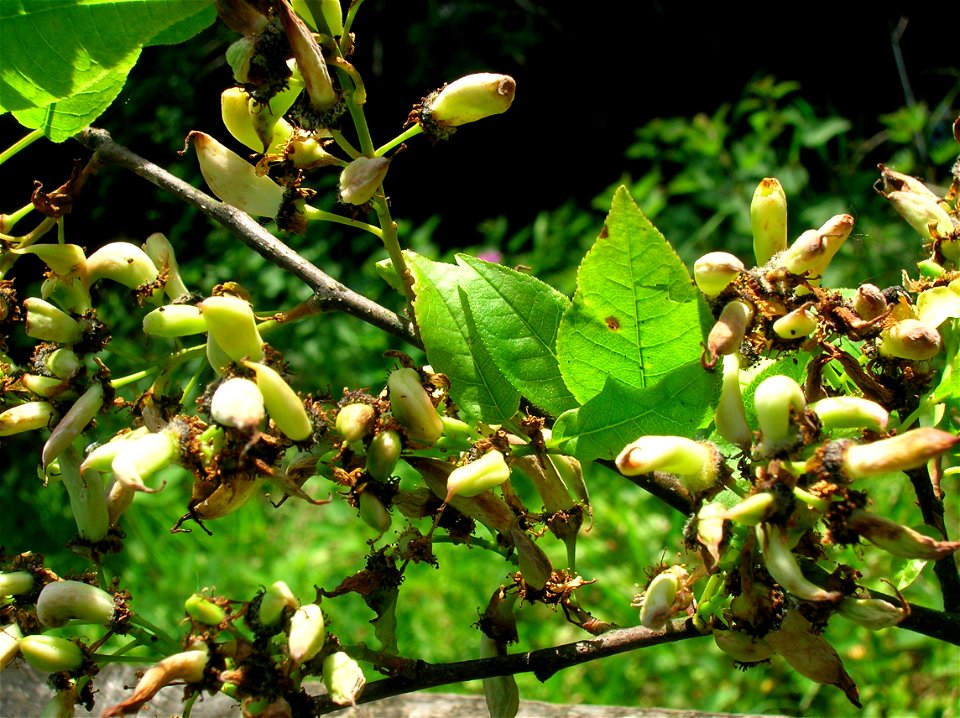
312 619 704 714
75 127 421 349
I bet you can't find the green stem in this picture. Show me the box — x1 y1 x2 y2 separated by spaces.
0 202 35 234
329 129 361 159
376 125 424 157
371 196 415 306
341 0 365 43
0 128 43 166
0 215 57 248
302 204 382 237
110 366 160 390
127 614 181 653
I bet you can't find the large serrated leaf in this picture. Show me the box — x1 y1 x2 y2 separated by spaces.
1 0 216 139
407 253 520 423
556 186 707 403
456 254 578 417
551 361 719 461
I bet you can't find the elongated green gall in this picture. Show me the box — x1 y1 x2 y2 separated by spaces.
243 361 313 441
143 232 190 300
616 436 719 493
275 0 337 112
366 430 402 480
837 595 906 629
0 401 57 437
185 594 227 626
19 634 84 673
339 156 390 206
694 251 745 297
37 580 115 627
24 298 82 344
810 396 888 432
840 428 959 478
42 382 104 467
336 403 376 443
751 177 788 266
388 367 443 444
714 629 774 663
446 450 511 499
846 509 960 559
706 299 753 366
257 580 298 628
198 295 265 364
190 131 285 218
714 353 751 447
84 242 160 290
424 73 516 131
0 571 35 597
101 647 209 717
756 524 840 602
753 374 805 456
143 305 207 338
112 430 180 493
221 86 294 155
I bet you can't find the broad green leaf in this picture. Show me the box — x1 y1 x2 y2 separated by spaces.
0 0 216 139
552 361 719 461
456 254 578 417
556 186 707 404
12 54 135 142
407 252 520 423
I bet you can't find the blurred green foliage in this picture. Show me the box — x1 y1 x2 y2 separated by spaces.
2 12 959 717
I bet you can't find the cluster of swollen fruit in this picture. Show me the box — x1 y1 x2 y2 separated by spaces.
614 157 960 705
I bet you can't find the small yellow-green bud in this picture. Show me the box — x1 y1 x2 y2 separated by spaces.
257 580 298 628
693 251 744 298
366 430 402 480
19 634 84 673
616 436 720 493
777 214 853 282
0 571 35 597
243 361 314 441
639 566 689 630
185 593 227 626
335 403 376 443
44 348 80 381
322 651 366 706
723 492 775 526
840 428 959 479
210 377 266 430
877 318 942 360
714 629 774 663
142 305 207 338
773 303 817 339
753 374 805 456
424 73 516 130
221 86 294 155
387 367 443 444
37 580 115 628
809 396 888 432
24 298 82 344
198 295 265 364
446 449 511 499
288 603 326 666
0 401 58 436
338 156 390 206
751 177 788 266
756 524 840 602
143 232 190 300
358 491 391 536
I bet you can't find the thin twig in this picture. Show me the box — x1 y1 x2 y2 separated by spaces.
75 127 421 349
313 619 704 714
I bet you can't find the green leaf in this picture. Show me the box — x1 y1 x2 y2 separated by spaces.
556 186 707 403
551 361 719 461
456 254 578 417
0 0 216 139
407 252 520 423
